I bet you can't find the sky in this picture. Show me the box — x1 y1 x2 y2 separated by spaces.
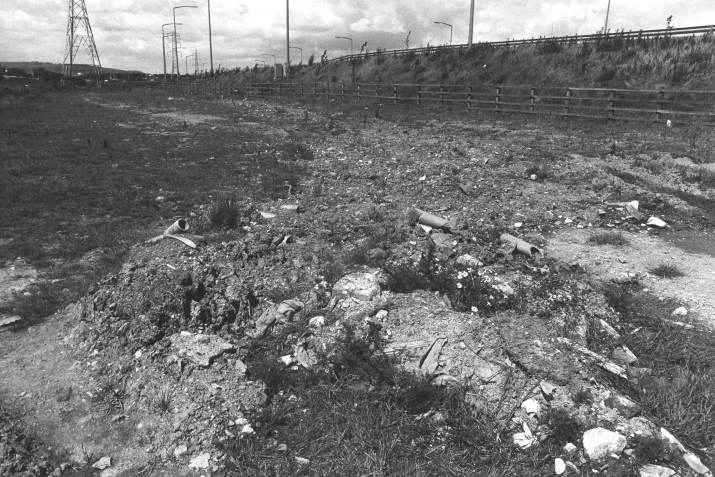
1 0 714 73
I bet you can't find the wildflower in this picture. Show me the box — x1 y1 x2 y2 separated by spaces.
456 282 463 289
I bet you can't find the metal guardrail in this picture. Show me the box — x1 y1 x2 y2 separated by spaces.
329 24 715 63
228 81 715 125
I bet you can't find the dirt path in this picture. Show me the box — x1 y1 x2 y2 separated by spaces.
548 228 715 328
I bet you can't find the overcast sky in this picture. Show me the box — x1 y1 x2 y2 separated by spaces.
1 1 713 73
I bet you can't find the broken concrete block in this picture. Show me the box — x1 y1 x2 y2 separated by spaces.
169 333 235 367
582 427 626 461
333 272 381 301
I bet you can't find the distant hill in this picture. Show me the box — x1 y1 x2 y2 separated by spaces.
1 61 144 77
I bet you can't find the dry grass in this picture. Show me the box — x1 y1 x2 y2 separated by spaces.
587 230 630 246
649 263 685 278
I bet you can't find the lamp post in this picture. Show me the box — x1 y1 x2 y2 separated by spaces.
604 0 611 35
207 0 214 75
254 59 266 66
434 21 453 45
285 0 290 78
162 22 179 82
468 0 475 47
290 46 302 64
335 36 353 56
173 4 198 80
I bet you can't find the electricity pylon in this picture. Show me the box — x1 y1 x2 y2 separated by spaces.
62 0 102 81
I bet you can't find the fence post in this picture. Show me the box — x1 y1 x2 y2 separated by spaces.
341 83 345 102
495 86 501 111
608 90 615 119
656 90 664 122
440 84 444 105
417 85 422 105
300 82 304 98
564 88 571 115
467 86 472 110
530 87 536 112
357 83 361 104
393 84 398 104
326 82 330 101
313 82 317 97
376 84 380 102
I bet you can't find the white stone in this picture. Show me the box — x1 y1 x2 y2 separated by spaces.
683 452 710 475
660 427 686 453
280 355 294 366
375 309 388 320
582 427 626 461
555 458 566 475
92 457 111 470
240 424 255 435
173 444 188 457
671 307 688 317
308 315 325 327
562 442 577 455
540 380 556 398
333 272 381 301
646 217 667 228
520 398 539 415
188 453 210 470
639 464 676 477
295 456 310 465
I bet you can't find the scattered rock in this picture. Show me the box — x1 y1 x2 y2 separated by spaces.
604 393 641 418
295 456 310 466
276 299 303 321
520 398 539 415
611 346 638 366
539 380 556 399
188 453 210 470
92 457 111 470
174 444 188 457
169 332 235 367
309 315 326 327
280 355 294 366
582 427 626 461
646 217 667 228
554 457 566 475
234 358 248 375
562 442 577 455
333 272 381 301
671 306 688 317
0 314 22 328
639 464 676 477
513 421 537 449
683 452 710 475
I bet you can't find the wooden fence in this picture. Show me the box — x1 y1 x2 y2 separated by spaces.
216 81 715 125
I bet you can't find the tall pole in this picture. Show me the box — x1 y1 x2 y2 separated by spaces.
335 36 353 56
434 21 453 45
173 5 198 81
604 0 611 34
162 23 176 82
207 0 214 75
286 0 290 78
468 0 475 47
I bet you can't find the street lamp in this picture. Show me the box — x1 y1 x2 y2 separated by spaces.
604 0 612 34
290 46 302 64
162 22 180 82
434 21 453 45
173 4 198 80
335 36 353 56
254 59 266 66
206 0 214 75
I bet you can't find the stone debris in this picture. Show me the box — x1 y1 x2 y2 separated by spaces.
173 444 188 457
92 457 111 470
582 427 626 461
557 337 628 379
0 314 22 328
682 452 711 475
332 272 381 301
513 421 537 449
295 456 310 466
604 393 641 418
520 398 539 415
539 380 556 399
419 337 447 376
638 464 676 477
169 332 235 367
188 453 210 470
554 457 566 475
611 346 638 366
671 306 688 316
309 315 326 327
562 442 577 455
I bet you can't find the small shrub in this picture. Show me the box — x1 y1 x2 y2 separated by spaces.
649 263 685 278
587 231 629 246
284 141 314 161
154 388 173 414
573 389 594 405
209 195 239 229
545 408 582 445
631 435 666 463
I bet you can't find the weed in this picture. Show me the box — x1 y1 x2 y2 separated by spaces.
572 389 594 405
209 194 240 229
545 408 582 445
649 263 685 278
154 388 173 414
587 231 629 246
630 434 667 464
524 163 552 180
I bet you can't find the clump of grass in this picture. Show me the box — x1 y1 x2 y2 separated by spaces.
587 230 629 246
209 195 240 229
572 389 594 405
649 263 685 278
154 388 173 414
544 408 582 445
524 163 552 180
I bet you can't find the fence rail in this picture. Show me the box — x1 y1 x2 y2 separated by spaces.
209 81 715 125
329 24 715 63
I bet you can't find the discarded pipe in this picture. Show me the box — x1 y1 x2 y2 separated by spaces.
164 218 189 235
500 233 542 258
415 208 452 231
